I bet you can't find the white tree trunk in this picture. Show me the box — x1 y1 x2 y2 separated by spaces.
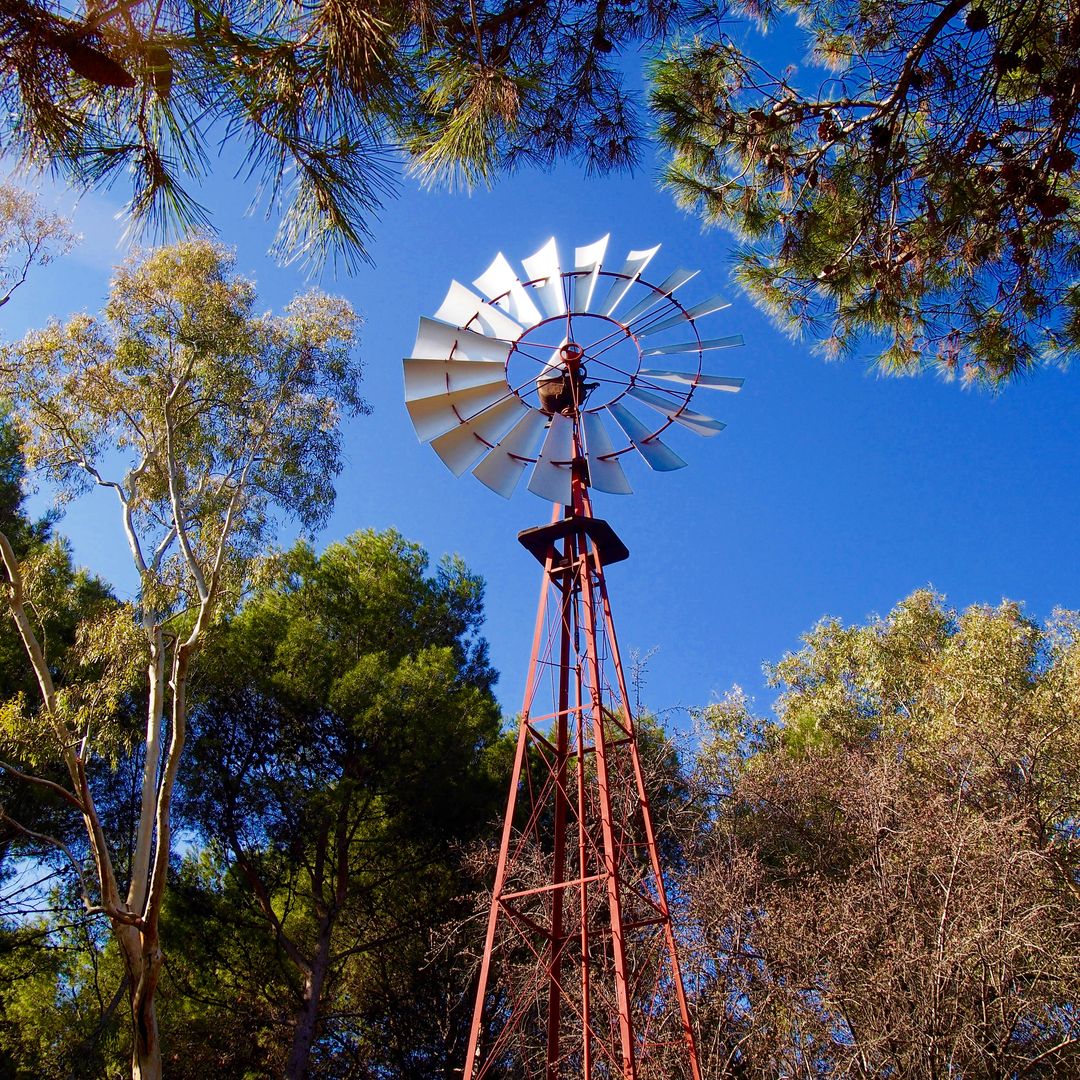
117 923 163 1080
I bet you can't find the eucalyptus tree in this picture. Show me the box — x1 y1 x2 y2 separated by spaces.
651 0 1080 383
0 181 76 309
2 0 698 269
0 238 366 1080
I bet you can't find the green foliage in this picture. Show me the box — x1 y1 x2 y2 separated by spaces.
652 1 1080 383
0 918 128 1078
685 590 1080 1077
157 851 287 1078
1 0 695 269
0 415 24 535
766 589 1063 758
0 238 368 1078
0 410 53 560
400 0 670 187
0 419 123 1001
187 528 502 850
0 523 116 893
2 238 367 623
693 686 770 795
0 182 76 309
0 542 123 770
177 529 505 1075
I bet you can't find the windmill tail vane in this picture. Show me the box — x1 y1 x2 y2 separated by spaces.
403 236 741 1078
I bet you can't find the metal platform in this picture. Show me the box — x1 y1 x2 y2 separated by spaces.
518 515 630 566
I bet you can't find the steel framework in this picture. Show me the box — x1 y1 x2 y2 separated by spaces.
464 439 701 1080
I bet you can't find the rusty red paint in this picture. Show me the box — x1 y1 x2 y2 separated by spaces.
463 442 701 1080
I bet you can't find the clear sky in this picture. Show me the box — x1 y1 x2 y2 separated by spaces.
4 44 1080 725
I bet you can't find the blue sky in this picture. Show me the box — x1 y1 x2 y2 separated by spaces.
3 43 1080 724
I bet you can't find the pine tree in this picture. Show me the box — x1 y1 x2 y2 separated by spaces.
651 0 1080 383
1 0 691 269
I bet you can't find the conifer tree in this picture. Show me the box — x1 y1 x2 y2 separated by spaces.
651 0 1080 383
1 0 691 268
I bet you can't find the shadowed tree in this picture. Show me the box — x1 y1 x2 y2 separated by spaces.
683 591 1080 1077
176 530 504 1080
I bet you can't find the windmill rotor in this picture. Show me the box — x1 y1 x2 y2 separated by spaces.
403 236 744 504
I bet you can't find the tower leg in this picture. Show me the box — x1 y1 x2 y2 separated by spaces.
578 537 637 1080
545 570 573 1079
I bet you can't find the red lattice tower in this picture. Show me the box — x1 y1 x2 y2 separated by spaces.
402 237 743 1078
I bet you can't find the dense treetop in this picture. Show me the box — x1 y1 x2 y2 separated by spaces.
0 0 698 269
6 0 1076 384
684 590 1080 1076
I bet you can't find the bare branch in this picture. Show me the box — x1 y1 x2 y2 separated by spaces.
0 812 99 914
0 757 84 812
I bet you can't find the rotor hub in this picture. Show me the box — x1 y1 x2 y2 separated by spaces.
559 341 585 369
537 341 590 417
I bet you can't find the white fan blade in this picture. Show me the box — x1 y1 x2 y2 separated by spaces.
637 294 732 338
620 268 699 325
521 237 566 319
413 317 513 364
572 235 609 313
581 411 632 495
638 370 744 392
406 382 510 442
435 281 524 341
607 402 688 472
474 253 544 326
595 244 661 318
641 335 744 356
403 359 507 402
527 413 575 504
473 409 549 498
627 387 727 436
430 397 527 476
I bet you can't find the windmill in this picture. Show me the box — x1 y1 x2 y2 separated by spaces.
403 235 742 1079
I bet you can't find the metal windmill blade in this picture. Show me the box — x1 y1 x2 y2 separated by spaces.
402 237 745 504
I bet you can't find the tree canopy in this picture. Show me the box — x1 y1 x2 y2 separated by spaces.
0 181 76 308
7 0 1077 377
178 529 503 1079
5 573 1080 1076
1 0 698 269
651 0 1080 383
0 238 366 1080
683 591 1080 1076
